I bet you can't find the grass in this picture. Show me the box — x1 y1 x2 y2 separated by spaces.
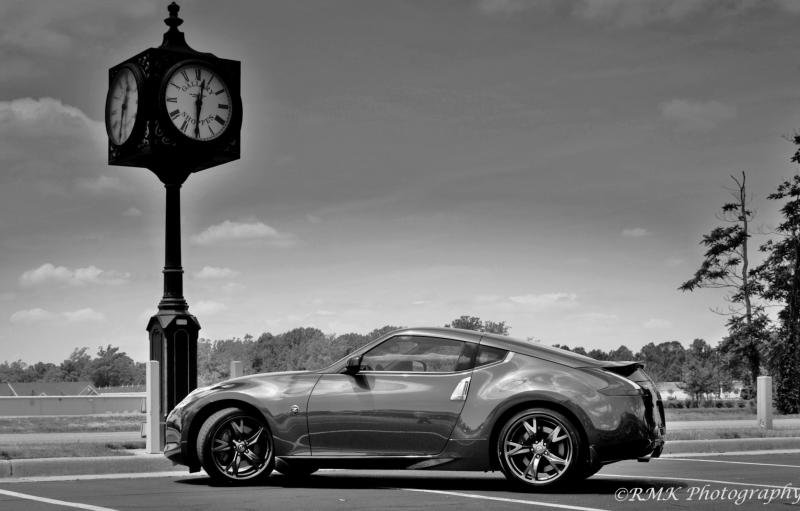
0 414 144 434
0 441 146 460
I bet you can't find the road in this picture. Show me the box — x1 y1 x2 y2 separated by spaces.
0 452 798 511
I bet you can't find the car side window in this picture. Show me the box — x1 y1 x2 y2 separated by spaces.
475 344 507 367
361 336 468 373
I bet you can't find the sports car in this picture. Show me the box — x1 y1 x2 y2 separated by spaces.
164 327 665 489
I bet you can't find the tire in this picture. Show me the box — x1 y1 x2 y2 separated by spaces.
275 458 319 478
197 407 275 484
496 408 584 489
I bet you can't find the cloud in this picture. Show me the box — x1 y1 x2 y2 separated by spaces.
76 175 126 194
508 292 579 310
622 227 650 238
194 266 240 280
192 301 228 316
0 97 102 139
122 207 143 217
19 263 130 287
475 1 800 26
63 308 105 323
660 99 736 132
643 318 672 329
191 220 296 247
572 312 619 324
9 307 103 324
9 308 58 324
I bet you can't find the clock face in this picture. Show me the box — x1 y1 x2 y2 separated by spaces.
106 66 140 146
164 63 233 141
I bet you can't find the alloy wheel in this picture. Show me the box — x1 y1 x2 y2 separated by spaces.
500 411 574 485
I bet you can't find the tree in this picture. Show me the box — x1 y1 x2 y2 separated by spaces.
679 339 716 401
679 172 766 386
445 316 510 335
756 170 800 413
60 348 92 382
636 341 686 383
89 345 140 387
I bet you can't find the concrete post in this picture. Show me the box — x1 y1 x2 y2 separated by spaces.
146 360 164 453
230 360 243 379
757 375 773 430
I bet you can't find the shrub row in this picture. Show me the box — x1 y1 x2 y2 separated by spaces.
663 399 756 409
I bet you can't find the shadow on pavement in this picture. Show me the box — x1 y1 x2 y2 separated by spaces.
175 471 690 495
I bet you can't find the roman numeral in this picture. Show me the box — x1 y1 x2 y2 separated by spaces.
214 89 225 95
218 104 229 110
180 70 189 82
214 115 226 125
166 97 177 103
180 118 189 132
208 125 215 136
195 68 201 80
169 109 180 119
170 82 180 89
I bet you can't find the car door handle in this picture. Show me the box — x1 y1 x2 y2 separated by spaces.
450 376 471 401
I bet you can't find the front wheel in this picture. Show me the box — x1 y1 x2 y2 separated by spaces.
197 407 275 484
497 408 584 489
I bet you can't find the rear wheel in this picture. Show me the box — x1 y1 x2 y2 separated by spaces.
497 408 584 489
197 407 274 484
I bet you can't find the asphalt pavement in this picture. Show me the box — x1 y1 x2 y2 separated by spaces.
0 452 798 511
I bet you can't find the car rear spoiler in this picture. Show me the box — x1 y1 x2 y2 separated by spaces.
596 361 645 378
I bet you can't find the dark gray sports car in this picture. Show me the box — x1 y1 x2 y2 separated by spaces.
164 327 665 489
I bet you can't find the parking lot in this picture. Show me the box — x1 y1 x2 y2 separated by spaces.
0 452 798 511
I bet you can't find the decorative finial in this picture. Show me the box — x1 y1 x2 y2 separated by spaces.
164 2 183 31
160 1 190 51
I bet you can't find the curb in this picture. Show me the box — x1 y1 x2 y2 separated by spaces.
0 453 176 479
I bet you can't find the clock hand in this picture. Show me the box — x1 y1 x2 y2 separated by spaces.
119 83 129 141
194 79 205 138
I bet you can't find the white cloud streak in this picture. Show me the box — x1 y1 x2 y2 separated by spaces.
660 99 736 132
10 307 105 324
194 266 241 280
19 263 130 287
191 220 296 247
622 227 650 238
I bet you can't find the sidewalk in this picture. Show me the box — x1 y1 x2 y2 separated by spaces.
668 417 800 430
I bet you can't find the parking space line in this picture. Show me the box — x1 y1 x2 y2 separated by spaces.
656 457 800 469
596 473 793 490
404 488 611 511
0 488 118 511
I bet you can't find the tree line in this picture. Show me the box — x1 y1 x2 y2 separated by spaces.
0 345 145 388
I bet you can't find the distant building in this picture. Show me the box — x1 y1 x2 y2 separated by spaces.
0 381 98 396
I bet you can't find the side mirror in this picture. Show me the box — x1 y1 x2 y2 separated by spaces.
344 356 362 375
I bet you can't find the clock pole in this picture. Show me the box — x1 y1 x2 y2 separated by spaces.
105 2 241 451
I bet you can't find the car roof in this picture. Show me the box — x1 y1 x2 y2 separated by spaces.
390 327 605 368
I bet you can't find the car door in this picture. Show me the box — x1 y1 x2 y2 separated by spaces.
306 335 475 456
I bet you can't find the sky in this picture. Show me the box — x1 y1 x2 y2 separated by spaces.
3 0 800 364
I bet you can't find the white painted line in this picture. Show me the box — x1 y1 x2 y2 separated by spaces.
0 471 204 484
662 449 800 458
596 473 794 490
404 488 611 511
656 457 800 469
0 488 119 511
